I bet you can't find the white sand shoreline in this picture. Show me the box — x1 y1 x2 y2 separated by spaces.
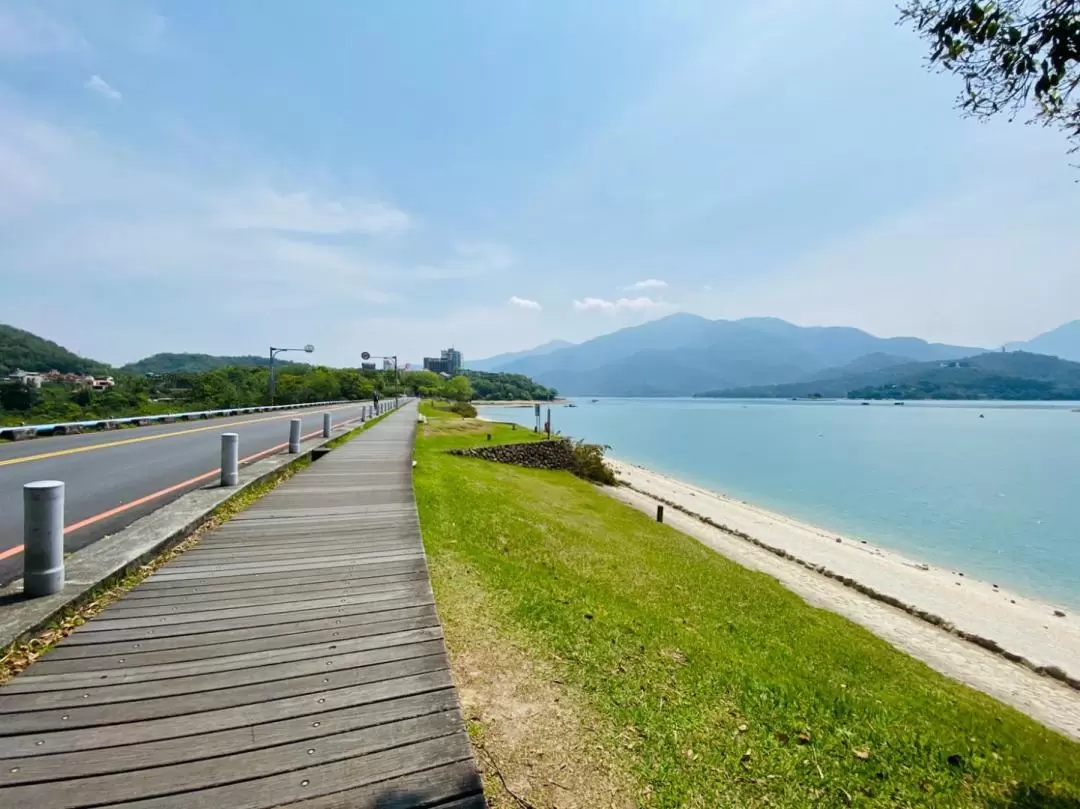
605 458 1080 740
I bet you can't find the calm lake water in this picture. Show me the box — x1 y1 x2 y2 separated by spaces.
479 398 1080 610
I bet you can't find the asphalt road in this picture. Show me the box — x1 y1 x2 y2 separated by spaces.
0 401 373 586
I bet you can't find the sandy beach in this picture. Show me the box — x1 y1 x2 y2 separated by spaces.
605 458 1080 740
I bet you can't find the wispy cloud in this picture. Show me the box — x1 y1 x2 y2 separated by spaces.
509 295 541 311
573 296 663 312
625 278 667 290
413 241 515 280
0 6 86 57
84 75 122 102
215 189 409 235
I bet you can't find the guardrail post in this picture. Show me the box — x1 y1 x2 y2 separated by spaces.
322 412 332 438
221 433 239 486
288 418 301 453
23 481 65 597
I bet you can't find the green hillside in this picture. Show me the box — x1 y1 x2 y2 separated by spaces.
698 351 1080 400
119 353 307 375
0 324 111 377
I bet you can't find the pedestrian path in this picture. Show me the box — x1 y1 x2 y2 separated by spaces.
0 402 486 808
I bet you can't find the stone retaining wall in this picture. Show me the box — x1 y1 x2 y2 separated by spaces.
449 439 575 471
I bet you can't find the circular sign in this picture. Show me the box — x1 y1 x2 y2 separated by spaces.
303 344 315 353
361 351 371 360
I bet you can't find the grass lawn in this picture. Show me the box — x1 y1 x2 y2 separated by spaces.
413 405 1080 808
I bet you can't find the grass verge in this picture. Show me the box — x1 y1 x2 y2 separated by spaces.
414 418 1080 808
0 404 401 683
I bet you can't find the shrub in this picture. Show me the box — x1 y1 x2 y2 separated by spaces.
569 439 617 485
450 401 478 418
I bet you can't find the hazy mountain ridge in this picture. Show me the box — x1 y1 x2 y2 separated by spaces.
1006 320 1080 362
492 314 985 396
467 339 575 372
699 351 1080 400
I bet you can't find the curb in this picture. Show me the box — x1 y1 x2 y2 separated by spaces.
0 404 406 650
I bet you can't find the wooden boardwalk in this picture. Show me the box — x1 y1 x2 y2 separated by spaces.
0 404 486 809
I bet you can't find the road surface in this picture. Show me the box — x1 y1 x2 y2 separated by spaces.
0 402 373 586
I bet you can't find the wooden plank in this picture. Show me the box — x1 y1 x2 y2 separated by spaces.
0 669 454 757
0 641 446 711
25 613 441 675
56 596 433 647
1 711 466 808
289 761 485 809
74 585 429 632
102 733 474 809
99 571 429 610
10 627 443 690
44 604 438 660
145 552 422 582
2 689 461 786
124 559 425 598
93 578 428 620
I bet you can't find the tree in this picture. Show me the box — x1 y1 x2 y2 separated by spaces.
900 1 1080 154
443 375 474 402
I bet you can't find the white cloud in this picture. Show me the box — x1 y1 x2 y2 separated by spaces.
625 278 667 290
84 75 121 102
573 296 663 312
215 189 409 235
509 295 541 311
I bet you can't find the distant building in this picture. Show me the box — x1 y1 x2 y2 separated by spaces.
360 362 377 371
422 347 463 375
7 370 44 388
382 358 395 371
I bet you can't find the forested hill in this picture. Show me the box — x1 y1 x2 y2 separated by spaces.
697 352 1080 400
462 370 557 401
0 324 110 376
120 353 309 375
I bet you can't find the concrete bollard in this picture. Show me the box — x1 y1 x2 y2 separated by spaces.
23 481 65 597
323 411 332 438
220 433 239 486
288 418 301 453
656 505 664 523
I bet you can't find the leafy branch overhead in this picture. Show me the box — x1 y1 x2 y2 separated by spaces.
900 0 1080 152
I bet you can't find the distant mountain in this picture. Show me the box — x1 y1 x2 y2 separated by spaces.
1006 320 1080 362
121 353 308 375
801 352 917 382
467 339 575 372
699 351 1080 400
497 314 984 397
0 324 111 377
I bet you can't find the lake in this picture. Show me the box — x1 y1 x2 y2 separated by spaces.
478 398 1080 610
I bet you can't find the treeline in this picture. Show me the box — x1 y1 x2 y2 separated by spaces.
461 370 557 401
849 376 1080 401
0 366 405 426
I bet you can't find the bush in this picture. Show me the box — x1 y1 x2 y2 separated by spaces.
569 439 617 485
449 401 478 418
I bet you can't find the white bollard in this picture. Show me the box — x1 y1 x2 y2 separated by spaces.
23 481 65 597
323 411 332 438
288 418 301 453
221 433 239 486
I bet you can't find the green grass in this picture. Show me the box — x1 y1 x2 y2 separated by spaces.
414 419 1080 808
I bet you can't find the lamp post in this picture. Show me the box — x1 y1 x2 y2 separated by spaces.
269 344 315 404
361 352 399 384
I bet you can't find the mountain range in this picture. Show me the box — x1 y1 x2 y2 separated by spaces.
474 314 990 397
699 351 1080 400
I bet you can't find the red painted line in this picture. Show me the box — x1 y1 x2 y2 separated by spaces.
0 409 373 561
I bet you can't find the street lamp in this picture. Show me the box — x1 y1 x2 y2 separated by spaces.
362 351 399 384
269 344 314 404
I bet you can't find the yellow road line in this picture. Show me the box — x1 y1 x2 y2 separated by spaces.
0 404 360 469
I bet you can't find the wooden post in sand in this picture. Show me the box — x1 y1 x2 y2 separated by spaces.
656 505 664 523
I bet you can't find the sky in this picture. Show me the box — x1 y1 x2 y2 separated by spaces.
1 0 1078 367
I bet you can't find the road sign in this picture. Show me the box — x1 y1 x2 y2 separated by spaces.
361 351 371 360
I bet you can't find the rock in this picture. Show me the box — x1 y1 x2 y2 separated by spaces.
1054 609 1066 617
448 440 577 472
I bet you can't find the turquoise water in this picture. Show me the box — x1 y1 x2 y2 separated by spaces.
479 398 1080 610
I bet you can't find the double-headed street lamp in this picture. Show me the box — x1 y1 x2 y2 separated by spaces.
269 343 314 404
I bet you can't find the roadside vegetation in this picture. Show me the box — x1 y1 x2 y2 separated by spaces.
413 405 1080 807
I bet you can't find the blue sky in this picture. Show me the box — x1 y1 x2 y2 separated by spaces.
1 0 1077 367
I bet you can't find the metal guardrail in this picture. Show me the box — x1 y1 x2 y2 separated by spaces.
0 400 351 441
